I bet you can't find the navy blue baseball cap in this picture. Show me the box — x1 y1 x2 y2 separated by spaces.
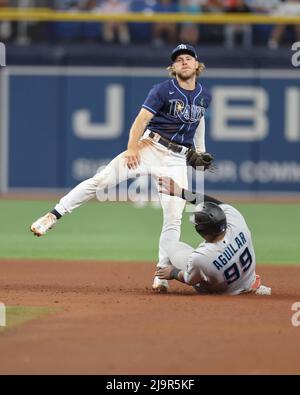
171 44 197 62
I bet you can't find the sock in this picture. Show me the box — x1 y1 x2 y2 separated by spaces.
51 209 62 220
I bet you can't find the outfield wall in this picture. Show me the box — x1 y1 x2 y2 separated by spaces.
0 66 299 194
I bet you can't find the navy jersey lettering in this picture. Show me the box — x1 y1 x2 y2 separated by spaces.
142 79 211 147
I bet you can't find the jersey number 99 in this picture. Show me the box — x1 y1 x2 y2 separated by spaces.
224 247 253 285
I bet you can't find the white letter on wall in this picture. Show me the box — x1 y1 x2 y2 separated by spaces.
285 88 300 142
211 87 268 141
73 84 123 139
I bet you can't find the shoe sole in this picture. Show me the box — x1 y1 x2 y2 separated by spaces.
255 285 272 296
30 226 43 237
152 284 168 294
30 224 55 237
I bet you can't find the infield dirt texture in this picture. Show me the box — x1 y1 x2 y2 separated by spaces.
0 199 299 374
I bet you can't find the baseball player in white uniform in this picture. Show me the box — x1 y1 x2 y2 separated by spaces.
156 176 271 295
30 44 212 293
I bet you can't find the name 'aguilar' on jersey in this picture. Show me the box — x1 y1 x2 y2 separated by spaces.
142 79 211 148
184 205 257 295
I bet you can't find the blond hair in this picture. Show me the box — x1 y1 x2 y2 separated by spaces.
167 61 205 78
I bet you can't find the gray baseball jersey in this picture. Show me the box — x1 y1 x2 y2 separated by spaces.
183 204 256 295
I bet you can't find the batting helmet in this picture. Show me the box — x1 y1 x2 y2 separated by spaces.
190 202 227 237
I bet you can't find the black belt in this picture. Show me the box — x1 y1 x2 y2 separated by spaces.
148 131 188 154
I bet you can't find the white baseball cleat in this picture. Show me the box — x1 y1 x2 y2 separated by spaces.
30 213 57 237
255 285 272 296
152 276 169 293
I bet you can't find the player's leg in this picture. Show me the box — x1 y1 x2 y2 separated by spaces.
152 154 188 292
153 240 194 293
30 152 141 236
30 143 157 236
54 154 128 215
163 240 194 270
152 190 186 292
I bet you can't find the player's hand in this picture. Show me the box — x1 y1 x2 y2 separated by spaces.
155 266 174 280
124 146 140 170
157 176 183 197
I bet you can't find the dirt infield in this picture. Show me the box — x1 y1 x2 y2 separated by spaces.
0 259 300 375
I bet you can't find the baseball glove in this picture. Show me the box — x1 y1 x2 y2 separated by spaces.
186 149 214 170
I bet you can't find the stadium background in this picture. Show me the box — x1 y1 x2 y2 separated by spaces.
0 0 300 376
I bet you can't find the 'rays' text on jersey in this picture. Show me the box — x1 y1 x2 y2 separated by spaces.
168 99 205 123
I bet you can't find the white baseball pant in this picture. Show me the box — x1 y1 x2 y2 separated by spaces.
54 136 188 267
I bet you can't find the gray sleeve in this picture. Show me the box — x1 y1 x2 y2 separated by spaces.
183 252 207 285
220 204 246 226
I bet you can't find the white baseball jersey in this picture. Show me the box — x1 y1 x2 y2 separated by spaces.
183 204 256 295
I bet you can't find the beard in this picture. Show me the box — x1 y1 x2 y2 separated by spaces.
176 69 196 81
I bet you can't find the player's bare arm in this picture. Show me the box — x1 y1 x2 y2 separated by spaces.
125 108 154 170
159 176 219 206
158 176 183 197
155 265 185 283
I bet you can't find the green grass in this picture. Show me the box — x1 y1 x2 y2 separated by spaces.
0 306 58 332
0 200 299 264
